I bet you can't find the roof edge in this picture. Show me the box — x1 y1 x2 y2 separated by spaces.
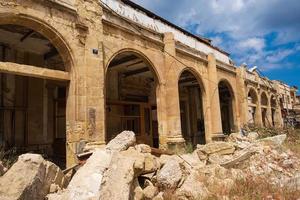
121 0 230 56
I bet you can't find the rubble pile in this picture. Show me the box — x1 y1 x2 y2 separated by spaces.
0 130 299 200
0 154 68 200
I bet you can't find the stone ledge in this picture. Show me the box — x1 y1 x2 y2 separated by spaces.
33 0 77 14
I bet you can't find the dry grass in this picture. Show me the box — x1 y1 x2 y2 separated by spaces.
163 127 300 200
162 189 177 200
228 175 300 200
246 125 300 157
284 129 300 156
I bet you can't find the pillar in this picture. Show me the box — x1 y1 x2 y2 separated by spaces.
255 92 263 127
163 32 185 151
274 98 284 128
66 3 104 167
266 96 273 127
236 67 248 128
207 54 223 141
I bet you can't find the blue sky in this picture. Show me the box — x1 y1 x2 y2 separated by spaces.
132 0 300 93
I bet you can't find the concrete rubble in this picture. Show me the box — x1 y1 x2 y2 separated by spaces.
0 154 68 200
47 130 136 200
0 130 299 200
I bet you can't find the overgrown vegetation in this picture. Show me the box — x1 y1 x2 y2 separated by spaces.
184 142 194 154
173 127 300 199
228 175 300 200
245 125 300 156
285 130 300 158
0 146 18 168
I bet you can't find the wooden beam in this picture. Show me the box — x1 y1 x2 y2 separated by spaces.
0 61 70 81
109 55 138 68
123 67 149 77
20 30 34 42
179 77 197 84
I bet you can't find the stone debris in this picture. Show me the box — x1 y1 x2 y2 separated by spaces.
47 130 137 200
256 134 287 147
157 159 183 189
47 149 112 200
197 141 235 155
2 130 300 200
175 170 209 200
99 149 136 200
105 130 136 152
0 154 68 200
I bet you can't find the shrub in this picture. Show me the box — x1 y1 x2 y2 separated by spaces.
0 146 18 169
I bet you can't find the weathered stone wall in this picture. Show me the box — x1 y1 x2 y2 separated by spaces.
0 0 291 167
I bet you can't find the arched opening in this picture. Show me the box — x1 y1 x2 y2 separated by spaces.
218 80 235 134
105 51 159 147
178 70 205 146
261 92 268 126
270 95 277 126
0 24 69 168
247 88 258 125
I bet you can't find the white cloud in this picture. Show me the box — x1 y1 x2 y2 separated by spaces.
132 0 300 70
133 0 300 41
266 49 294 63
210 36 223 47
237 38 265 52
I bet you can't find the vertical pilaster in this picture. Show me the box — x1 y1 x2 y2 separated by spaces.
236 67 248 127
66 1 104 167
274 98 284 127
163 32 185 150
255 92 263 127
266 97 273 127
207 53 223 140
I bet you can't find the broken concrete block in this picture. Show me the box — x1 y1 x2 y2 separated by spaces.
143 184 158 199
144 153 160 173
135 144 152 154
0 154 67 200
106 131 136 152
198 141 235 155
99 150 136 200
158 154 172 166
181 151 205 168
247 132 259 141
47 149 112 200
176 170 210 200
256 134 287 147
220 145 259 168
48 131 138 200
157 159 182 189
133 185 144 200
196 149 208 160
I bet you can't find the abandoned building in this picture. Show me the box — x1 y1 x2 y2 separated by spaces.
0 0 298 167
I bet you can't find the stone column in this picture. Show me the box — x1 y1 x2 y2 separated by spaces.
266 96 273 127
274 99 284 128
66 2 104 167
207 54 223 140
66 46 88 167
163 32 185 151
236 67 248 128
255 92 263 127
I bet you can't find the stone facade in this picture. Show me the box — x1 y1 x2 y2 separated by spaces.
0 0 297 167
